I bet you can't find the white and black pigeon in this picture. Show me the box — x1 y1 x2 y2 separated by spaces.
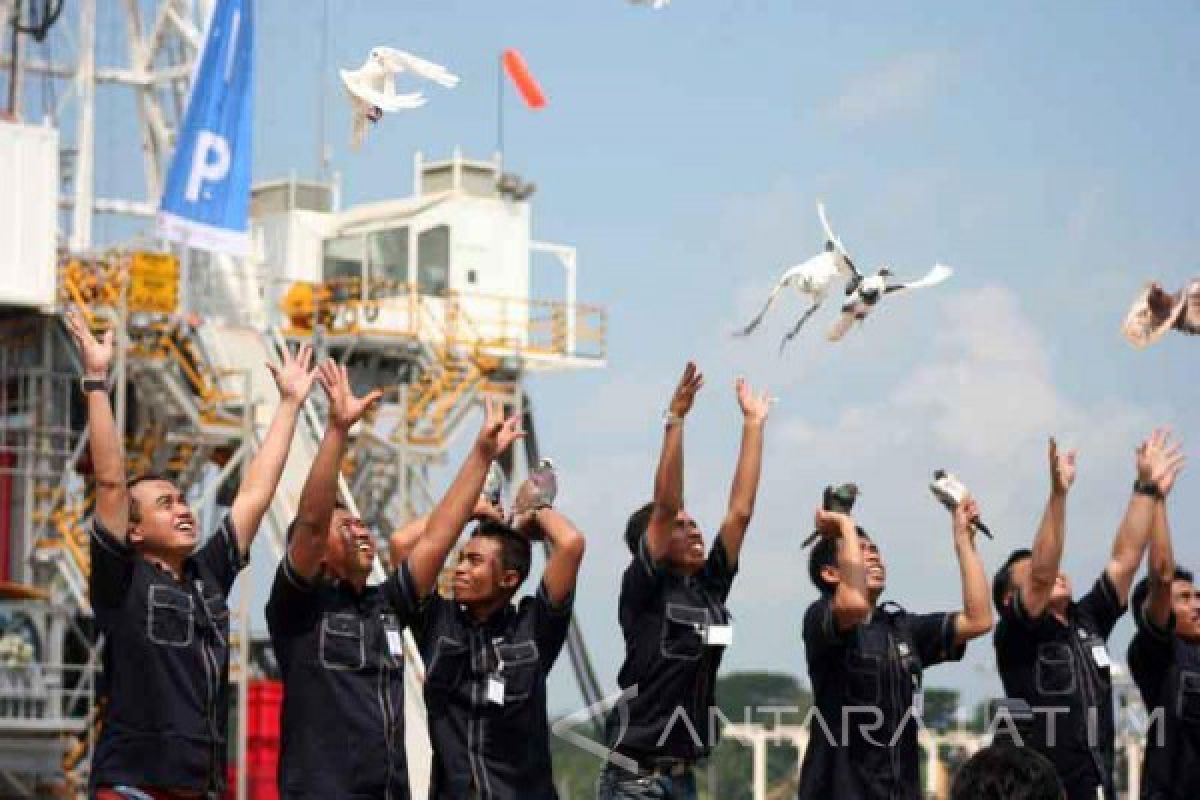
340 47 460 149
734 201 860 353
826 263 953 342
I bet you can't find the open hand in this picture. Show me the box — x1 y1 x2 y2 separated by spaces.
475 397 523 461
1137 428 1185 496
1049 437 1077 496
735 377 771 425
317 360 383 431
268 343 319 405
64 307 114 379
668 362 705 418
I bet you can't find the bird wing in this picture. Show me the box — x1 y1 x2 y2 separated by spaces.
734 272 794 337
885 263 954 294
1173 279 1200 335
376 47 461 88
817 200 855 264
341 69 428 111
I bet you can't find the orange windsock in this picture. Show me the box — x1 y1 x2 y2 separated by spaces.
502 48 547 109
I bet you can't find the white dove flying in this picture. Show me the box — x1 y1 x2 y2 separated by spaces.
826 263 954 342
734 201 860 353
340 46 460 149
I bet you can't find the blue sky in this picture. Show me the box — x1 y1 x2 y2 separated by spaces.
75 1 1200 715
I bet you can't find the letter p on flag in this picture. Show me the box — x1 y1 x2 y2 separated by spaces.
185 131 231 203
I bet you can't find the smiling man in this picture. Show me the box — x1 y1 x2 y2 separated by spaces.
597 364 770 800
796 487 993 799
394 398 586 799
263 361 416 800
65 309 317 800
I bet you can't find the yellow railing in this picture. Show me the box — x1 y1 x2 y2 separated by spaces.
280 279 607 362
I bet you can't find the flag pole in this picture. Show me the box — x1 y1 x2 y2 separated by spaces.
496 51 504 166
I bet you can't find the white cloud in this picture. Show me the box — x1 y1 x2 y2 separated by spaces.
826 51 954 126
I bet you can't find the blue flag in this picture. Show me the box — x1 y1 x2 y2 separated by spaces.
158 0 254 256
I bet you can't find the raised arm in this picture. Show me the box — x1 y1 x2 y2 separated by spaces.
406 399 522 598
288 362 382 580
389 514 429 569
951 496 993 645
717 378 770 563
1022 437 1076 618
229 343 318 556
65 310 128 538
525 508 586 607
1106 429 1185 606
1141 436 1185 628
815 509 871 631
646 362 703 562
388 498 502 568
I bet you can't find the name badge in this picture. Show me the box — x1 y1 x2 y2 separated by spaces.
486 676 506 705
705 624 734 647
1091 644 1111 669
385 629 405 657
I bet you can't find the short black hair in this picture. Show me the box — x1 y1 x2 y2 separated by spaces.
624 502 654 556
950 742 1063 800
126 473 175 523
471 520 532 589
1131 566 1194 620
808 527 870 594
286 501 354 542
992 549 1033 614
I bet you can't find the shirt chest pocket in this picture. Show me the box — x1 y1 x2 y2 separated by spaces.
1176 670 1200 723
426 636 468 693
147 585 194 648
844 650 883 707
197 589 230 646
496 640 540 703
1036 642 1077 696
319 612 366 671
661 603 707 661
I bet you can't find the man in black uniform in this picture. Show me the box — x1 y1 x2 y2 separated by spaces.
265 361 423 799
598 364 770 800
395 397 586 799
992 432 1183 800
1126 441 1195 800
65 309 318 799
796 490 993 798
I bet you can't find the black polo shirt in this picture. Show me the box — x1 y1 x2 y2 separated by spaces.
266 554 418 800
89 513 246 794
399 562 572 800
797 597 963 799
1127 602 1200 800
604 534 737 764
994 572 1124 800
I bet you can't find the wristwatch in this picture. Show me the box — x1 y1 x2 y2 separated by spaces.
663 410 684 427
81 377 107 393
1133 479 1163 500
